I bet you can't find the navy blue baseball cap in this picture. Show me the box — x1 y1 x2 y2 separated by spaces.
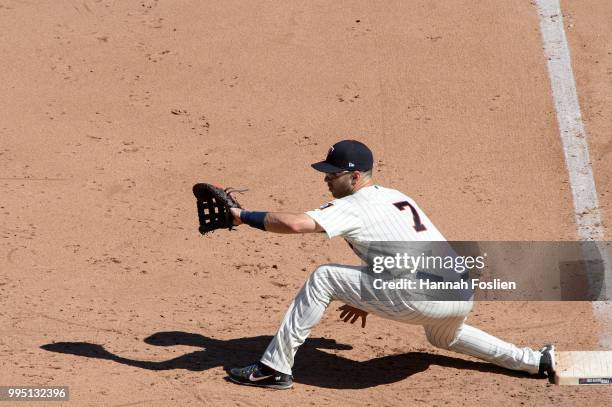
311 140 374 173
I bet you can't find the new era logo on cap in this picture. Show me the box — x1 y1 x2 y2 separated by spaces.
311 140 373 173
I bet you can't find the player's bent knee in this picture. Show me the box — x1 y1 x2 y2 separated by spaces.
424 326 458 350
426 334 451 350
306 264 339 300
310 264 336 283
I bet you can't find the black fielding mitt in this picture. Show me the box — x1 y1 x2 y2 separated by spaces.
192 183 244 235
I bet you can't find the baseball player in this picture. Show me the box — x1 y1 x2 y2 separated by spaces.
226 140 555 389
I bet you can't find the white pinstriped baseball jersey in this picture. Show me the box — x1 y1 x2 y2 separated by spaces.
305 185 446 259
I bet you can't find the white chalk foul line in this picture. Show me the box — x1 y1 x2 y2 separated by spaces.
535 0 612 347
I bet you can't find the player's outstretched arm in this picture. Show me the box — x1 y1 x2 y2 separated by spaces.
263 212 324 234
230 208 324 234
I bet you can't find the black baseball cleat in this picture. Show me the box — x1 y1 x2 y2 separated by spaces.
538 344 556 380
227 362 293 390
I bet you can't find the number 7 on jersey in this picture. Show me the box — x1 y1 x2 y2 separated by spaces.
393 201 427 232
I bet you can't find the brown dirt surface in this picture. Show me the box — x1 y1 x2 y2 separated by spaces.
1 0 611 406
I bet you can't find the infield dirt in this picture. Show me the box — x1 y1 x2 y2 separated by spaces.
1 1 611 405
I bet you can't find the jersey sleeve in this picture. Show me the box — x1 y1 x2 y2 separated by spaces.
305 199 362 239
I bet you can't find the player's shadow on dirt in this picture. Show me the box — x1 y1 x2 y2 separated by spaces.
41 331 536 389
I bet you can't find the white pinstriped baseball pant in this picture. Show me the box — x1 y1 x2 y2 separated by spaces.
260 263 542 376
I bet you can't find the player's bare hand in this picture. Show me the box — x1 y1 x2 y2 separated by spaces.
338 304 368 328
229 207 243 225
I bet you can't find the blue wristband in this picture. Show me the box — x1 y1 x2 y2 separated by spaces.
240 210 267 231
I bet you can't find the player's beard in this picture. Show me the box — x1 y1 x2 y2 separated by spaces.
328 179 354 199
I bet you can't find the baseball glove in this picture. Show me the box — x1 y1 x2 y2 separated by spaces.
192 183 245 235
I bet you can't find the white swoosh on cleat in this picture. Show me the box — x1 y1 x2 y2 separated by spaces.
248 373 273 382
